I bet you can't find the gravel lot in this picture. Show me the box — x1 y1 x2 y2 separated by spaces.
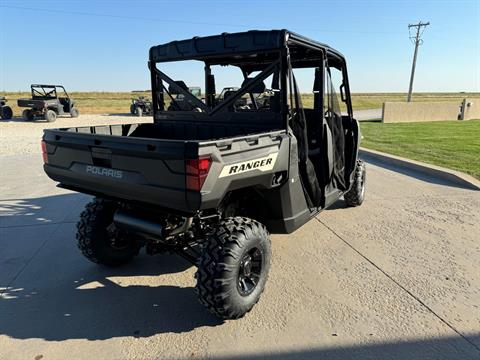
0 115 479 359
0 114 150 155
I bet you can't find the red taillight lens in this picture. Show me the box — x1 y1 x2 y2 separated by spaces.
186 156 212 191
41 140 49 164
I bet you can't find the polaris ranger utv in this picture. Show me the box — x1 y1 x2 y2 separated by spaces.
42 30 365 319
18 84 79 122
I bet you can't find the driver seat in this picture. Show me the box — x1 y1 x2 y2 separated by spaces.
59 97 70 112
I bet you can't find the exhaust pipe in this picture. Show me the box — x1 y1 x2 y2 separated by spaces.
114 209 163 237
113 209 193 238
170 217 193 235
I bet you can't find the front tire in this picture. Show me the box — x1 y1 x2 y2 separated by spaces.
45 109 57 122
70 107 79 118
195 217 271 319
135 107 143 117
344 160 366 207
76 198 138 267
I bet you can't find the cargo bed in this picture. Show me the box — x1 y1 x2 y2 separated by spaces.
17 98 53 107
42 123 288 215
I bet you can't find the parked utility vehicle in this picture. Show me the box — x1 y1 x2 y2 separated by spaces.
42 30 365 319
0 97 13 120
18 84 79 122
130 96 152 117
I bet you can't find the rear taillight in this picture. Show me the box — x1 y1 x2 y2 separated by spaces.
186 156 212 191
41 140 48 164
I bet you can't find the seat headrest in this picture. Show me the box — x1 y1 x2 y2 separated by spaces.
223 90 236 100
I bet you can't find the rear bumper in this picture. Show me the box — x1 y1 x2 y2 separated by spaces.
44 164 198 214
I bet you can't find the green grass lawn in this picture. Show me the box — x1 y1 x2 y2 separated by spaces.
360 120 480 179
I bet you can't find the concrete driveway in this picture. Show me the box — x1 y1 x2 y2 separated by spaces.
1 153 479 360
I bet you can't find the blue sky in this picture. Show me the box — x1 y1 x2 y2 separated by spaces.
0 0 479 93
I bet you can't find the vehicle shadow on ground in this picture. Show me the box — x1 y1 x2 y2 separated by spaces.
0 115 78 123
0 192 90 227
0 257 223 341
103 112 133 116
0 116 40 123
209 335 480 360
359 119 382 123
104 113 153 118
324 199 348 210
0 193 223 341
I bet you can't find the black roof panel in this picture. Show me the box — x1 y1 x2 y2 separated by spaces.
149 29 344 63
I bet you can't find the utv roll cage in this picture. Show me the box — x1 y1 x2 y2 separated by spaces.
148 29 353 125
31 84 69 100
149 30 357 208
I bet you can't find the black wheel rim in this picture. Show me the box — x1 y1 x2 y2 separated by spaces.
360 168 366 197
237 247 263 296
106 223 129 250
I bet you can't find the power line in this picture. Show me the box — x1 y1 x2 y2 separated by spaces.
407 21 430 102
0 4 404 35
0 4 242 28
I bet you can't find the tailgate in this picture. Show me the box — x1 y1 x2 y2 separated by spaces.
42 126 193 213
17 98 45 107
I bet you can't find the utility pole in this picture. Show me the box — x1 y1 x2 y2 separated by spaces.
407 21 430 102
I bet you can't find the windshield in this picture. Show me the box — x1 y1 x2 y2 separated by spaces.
189 87 201 98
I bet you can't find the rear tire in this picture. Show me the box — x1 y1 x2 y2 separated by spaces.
76 198 138 267
1 106 13 120
195 217 271 319
344 160 366 207
22 109 34 121
70 107 79 118
45 109 57 122
135 107 143 117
